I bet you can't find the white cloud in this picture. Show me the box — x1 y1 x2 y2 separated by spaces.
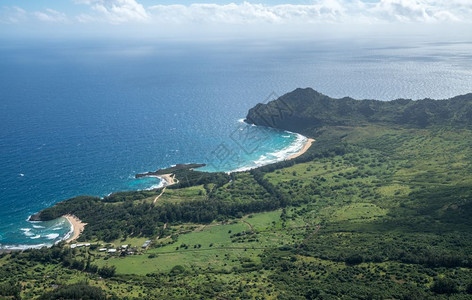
0 6 27 24
369 0 464 22
75 0 148 24
1 7 68 24
1 0 472 27
146 0 471 25
148 2 351 24
33 9 68 23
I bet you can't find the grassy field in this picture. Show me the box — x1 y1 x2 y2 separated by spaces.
3 125 472 299
87 126 472 297
93 209 297 275
157 185 207 204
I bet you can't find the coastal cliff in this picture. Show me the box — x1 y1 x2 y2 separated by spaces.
245 88 472 133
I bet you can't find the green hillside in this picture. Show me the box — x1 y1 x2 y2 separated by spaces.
245 88 472 133
2 90 472 299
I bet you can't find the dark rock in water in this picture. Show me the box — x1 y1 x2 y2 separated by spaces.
135 163 206 178
29 213 41 222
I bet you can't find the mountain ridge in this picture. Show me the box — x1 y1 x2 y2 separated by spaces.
245 88 472 133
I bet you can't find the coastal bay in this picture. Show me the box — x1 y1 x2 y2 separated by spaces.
2 89 472 299
64 215 87 243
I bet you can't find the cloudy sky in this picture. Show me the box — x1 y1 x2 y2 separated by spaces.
1 0 471 39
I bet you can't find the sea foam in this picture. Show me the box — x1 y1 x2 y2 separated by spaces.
45 233 60 240
230 132 308 173
0 243 49 250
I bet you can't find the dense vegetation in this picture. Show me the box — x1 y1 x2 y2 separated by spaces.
3 89 472 299
246 88 472 133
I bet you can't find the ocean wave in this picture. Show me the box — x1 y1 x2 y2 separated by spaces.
30 235 41 239
253 155 268 165
55 218 74 244
21 228 35 237
229 133 308 173
144 181 165 191
32 225 45 229
45 233 60 240
268 133 307 160
0 243 49 250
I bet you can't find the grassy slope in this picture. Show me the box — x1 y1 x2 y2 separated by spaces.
2 124 472 299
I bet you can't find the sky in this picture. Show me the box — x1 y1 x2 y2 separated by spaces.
0 0 471 40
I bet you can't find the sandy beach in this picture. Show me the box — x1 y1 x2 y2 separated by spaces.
64 214 87 243
286 138 315 160
158 173 178 186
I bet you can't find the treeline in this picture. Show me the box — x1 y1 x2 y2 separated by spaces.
12 245 116 278
30 176 284 241
39 283 111 300
169 169 230 189
103 190 161 203
251 170 289 207
398 249 472 268
30 137 347 242
0 280 21 299
297 223 472 269
262 248 472 299
0 246 117 299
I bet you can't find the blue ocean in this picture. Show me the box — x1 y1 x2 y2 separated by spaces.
1 38 471 249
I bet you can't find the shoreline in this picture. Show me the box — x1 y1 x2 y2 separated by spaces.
10 131 312 250
227 134 315 173
63 214 86 243
286 138 315 160
157 173 178 186
146 173 178 187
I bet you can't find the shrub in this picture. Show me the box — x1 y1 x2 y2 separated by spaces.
170 265 186 274
345 254 364 265
39 284 107 300
431 278 458 294
466 282 472 294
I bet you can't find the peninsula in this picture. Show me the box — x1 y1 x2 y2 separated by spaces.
6 88 472 299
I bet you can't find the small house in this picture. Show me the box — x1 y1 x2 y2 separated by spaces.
142 240 151 248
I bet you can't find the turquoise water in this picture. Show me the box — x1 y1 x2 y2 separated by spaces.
1 38 471 249
0 116 304 250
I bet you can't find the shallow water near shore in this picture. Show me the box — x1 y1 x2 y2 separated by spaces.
0 126 303 249
1 38 472 249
